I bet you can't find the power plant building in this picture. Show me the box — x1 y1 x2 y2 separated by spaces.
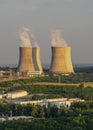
18 46 35 76
18 46 43 77
50 46 74 75
32 47 43 74
4 90 28 99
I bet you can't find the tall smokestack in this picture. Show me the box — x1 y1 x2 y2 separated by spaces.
32 47 43 74
50 46 74 74
18 46 35 74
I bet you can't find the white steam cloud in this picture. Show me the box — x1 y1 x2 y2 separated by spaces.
19 27 39 47
30 32 39 47
19 27 31 47
51 29 67 47
34 42 39 47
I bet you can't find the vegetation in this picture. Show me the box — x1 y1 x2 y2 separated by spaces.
0 67 93 129
75 66 93 73
0 117 92 130
31 94 61 100
1 81 93 101
1 73 93 88
0 102 93 130
3 84 93 101
0 101 93 118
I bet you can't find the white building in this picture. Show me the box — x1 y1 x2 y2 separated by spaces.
14 98 84 108
4 90 28 99
0 116 33 122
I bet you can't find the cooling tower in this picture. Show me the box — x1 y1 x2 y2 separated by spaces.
50 46 74 74
18 47 35 73
32 47 43 74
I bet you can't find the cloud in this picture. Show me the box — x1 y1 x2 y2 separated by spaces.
19 27 31 47
51 29 67 46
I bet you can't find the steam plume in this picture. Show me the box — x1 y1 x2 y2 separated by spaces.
19 27 31 47
19 27 39 47
51 29 67 47
30 30 39 47
34 42 39 47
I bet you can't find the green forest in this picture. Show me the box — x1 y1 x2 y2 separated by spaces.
0 102 93 130
0 72 93 129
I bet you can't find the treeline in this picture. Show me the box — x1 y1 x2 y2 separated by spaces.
31 94 61 100
0 101 93 118
0 102 93 130
0 117 93 130
44 66 93 74
75 66 93 73
1 82 93 100
1 73 93 88
7 85 93 101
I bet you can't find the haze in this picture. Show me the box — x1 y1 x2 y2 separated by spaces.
0 0 93 65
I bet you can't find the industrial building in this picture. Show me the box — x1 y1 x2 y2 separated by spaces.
50 46 74 75
0 70 13 78
0 116 33 122
18 46 43 77
17 45 74 76
0 94 2 99
32 47 43 74
12 98 84 108
18 46 35 76
4 90 28 99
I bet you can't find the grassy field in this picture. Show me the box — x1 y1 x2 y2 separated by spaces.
84 82 93 87
33 82 93 87
1 77 93 88
33 82 80 86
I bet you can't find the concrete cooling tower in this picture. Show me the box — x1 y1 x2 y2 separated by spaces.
50 46 74 74
32 47 43 74
18 47 35 75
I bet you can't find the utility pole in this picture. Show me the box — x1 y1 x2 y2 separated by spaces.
58 74 61 83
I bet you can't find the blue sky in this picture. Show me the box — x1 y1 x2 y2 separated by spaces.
0 0 93 65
